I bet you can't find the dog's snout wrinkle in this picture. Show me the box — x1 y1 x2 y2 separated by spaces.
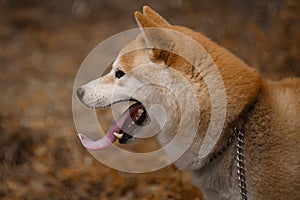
77 87 85 100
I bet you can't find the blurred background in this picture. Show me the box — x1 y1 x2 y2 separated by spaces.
0 0 299 199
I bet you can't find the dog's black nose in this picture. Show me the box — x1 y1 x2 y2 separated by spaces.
77 87 85 100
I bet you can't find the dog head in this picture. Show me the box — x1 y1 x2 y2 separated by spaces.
77 6 262 169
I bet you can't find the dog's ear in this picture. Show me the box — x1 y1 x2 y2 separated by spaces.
142 6 171 28
135 11 178 66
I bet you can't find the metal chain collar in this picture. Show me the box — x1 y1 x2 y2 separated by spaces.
209 127 248 200
235 127 247 200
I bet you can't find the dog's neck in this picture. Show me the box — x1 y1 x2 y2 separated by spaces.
210 100 256 162
189 101 256 200
189 129 243 200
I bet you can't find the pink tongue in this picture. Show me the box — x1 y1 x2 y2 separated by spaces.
78 103 139 150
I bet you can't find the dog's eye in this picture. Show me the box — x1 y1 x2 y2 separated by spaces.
115 69 125 79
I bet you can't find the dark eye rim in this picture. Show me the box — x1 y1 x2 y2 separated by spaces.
115 69 125 79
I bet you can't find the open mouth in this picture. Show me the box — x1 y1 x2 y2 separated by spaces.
114 101 147 144
78 101 147 150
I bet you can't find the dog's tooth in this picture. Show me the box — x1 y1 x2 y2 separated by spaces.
113 132 123 139
138 109 143 114
137 109 143 119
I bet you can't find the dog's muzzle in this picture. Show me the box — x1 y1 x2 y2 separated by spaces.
76 87 147 150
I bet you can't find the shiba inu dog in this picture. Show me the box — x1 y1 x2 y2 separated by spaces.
76 6 300 200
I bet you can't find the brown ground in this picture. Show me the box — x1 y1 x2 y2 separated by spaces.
0 1 299 200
